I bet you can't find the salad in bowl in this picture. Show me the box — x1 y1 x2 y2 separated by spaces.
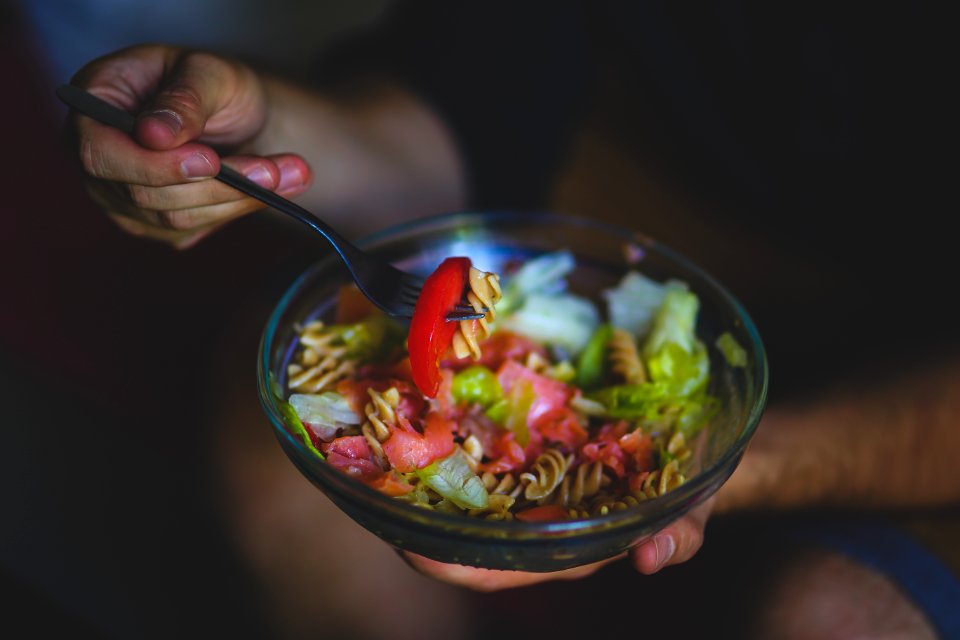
258 212 766 571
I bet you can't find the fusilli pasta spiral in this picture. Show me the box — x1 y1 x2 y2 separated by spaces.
609 327 647 384
288 320 357 392
521 449 572 501
452 267 502 360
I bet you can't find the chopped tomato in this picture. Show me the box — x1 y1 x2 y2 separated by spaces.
497 360 572 427
321 436 381 480
629 471 652 494
409 257 471 397
479 430 527 474
382 412 455 472
536 407 589 448
516 504 569 522
580 422 631 477
367 470 415 496
619 430 655 472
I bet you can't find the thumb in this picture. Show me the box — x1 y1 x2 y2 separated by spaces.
134 51 265 151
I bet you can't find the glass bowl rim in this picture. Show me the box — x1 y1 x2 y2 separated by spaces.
257 210 769 538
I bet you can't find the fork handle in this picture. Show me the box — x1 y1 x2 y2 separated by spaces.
55 84 363 268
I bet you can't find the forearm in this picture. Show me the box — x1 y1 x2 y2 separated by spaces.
254 76 467 236
716 359 960 513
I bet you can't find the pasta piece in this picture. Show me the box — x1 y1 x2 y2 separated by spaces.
591 493 642 516
521 449 572 501
548 460 608 507
481 471 523 499
468 494 516 521
364 387 400 441
461 435 484 472
361 387 400 466
288 321 358 393
362 423 387 466
609 327 647 384
452 267 502 359
569 395 608 417
633 459 686 500
666 431 692 462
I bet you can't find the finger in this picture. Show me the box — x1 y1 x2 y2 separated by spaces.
138 193 271 232
124 155 283 211
76 117 219 185
630 497 715 574
107 213 219 250
133 51 265 150
71 44 176 113
125 153 310 223
402 552 624 592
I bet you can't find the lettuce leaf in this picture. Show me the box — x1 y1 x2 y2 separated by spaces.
498 250 575 316
278 400 325 459
416 450 489 509
289 392 361 442
576 323 613 390
501 292 599 356
603 271 680 338
643 288 709 397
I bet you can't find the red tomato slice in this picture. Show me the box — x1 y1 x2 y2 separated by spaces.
515 504 569 522
408 257 471 397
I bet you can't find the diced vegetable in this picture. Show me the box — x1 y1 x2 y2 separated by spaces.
716 332 748 367
643 288 709 397
416 449 489 509
576 323 613 390
289 392 361 442
498 250 575 315
382 412 456 473
603 271 679 337
452 365 503 407
516 504 568 522
278 399 325 459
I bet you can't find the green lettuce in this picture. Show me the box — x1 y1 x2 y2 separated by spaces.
716 332 748 367
498 250 576 316
416 450 489 510
576 323 613 390
278 400 325 459
500 292 599 356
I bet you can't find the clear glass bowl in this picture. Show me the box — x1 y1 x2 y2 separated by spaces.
258 211 768 572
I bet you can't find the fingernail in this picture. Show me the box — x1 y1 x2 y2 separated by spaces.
653 534 676 570
244 165 275 188
181 153 215 179
277 161 305 192
143 109 182 137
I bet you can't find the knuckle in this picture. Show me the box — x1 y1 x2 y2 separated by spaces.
157 84 203 116
157 210 197 231
78 132 105 178
125 184 154 209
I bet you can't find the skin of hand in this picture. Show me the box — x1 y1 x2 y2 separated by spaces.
402 497 715 591
69 45 313 248
68 45 467 248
